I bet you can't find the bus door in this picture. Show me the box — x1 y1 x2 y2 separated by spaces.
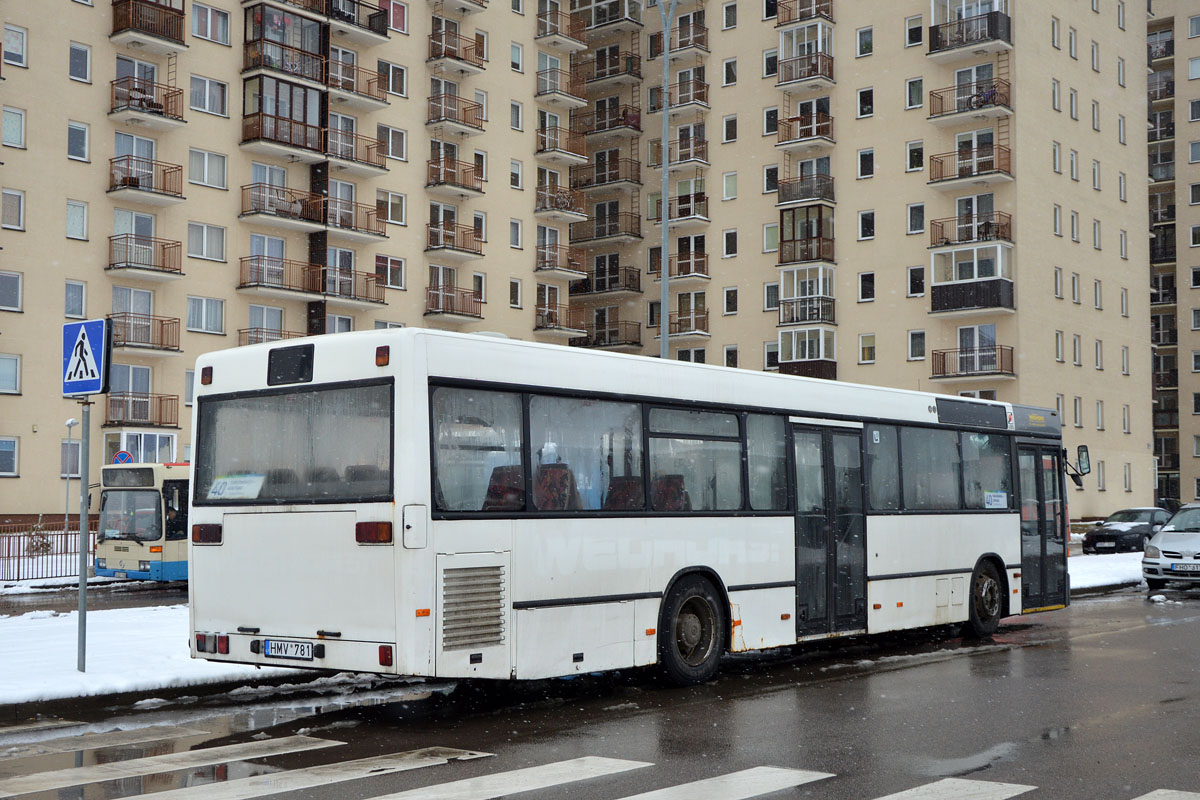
1017 444 1068 611
792 425 867 636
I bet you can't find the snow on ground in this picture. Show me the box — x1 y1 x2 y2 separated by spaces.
1067 550 1144 589
1 575 128 595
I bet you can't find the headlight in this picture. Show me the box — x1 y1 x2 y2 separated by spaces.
139 560 151 572
95 558 106 569
1145 545 1161 558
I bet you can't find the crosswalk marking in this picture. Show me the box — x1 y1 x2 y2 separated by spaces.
872 778 1036 799
124 747 492 800
613 766 834 800
1132 792 1200 799
373 756 652 799
0 735 341 798
0 725 208 761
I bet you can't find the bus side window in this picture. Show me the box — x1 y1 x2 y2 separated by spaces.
900 427 962 510
432 387 525 512
961 432 1012 509
747 414 787 511
865 425 900 511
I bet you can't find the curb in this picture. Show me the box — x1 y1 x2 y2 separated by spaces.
1070 580 1142 598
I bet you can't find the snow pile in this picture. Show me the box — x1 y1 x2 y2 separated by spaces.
1067 551 1143 589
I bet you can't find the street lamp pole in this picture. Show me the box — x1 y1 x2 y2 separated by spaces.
658 0 679 360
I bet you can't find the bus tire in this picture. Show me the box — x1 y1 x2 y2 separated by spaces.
658 574 725 685
963 560 1003 638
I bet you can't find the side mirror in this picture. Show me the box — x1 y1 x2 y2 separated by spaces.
1069 473 1084 489
1152 524 1164 533
1076 445 1091 476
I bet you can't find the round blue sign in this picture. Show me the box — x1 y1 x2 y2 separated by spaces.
113 450 134 464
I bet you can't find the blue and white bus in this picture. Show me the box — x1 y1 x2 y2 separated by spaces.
96 462 189 581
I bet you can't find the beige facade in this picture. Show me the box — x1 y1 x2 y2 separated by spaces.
0 0 1153 519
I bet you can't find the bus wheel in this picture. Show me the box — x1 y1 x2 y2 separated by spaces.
659 574 725 685
964 561 1003 638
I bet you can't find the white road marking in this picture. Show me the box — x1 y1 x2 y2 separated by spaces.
0 735 340 798
374 756 652 799
1132 792 1200 799
872 778 1037 799
612 766 833 799
0 725 208 761
128 747 491 800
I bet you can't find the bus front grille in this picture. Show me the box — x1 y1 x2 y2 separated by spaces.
442 566 506 650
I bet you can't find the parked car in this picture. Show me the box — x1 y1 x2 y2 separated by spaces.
1144 503 1200 590
1081 507 1170 554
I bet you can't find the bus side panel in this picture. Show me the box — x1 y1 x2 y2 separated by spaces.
514 604 634 679
728 588 797 651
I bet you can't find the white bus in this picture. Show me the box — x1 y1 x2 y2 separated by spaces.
189 329 1078 684
96 462 190 581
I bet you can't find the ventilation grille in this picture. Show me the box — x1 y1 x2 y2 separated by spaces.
442 566 506 651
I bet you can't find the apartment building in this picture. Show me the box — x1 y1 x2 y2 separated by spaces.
0 0 1152 519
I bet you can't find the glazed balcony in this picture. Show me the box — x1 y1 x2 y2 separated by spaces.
1148 78 1174 103
570 267 642 297
104 392 179 428
238 328 306 346
776 53 834 94
928 11 1012 62
426 159 484 199
570 212 642 244
535 244 586 276
930 212 1012 248
108 313 181 355
107 235 183 280
570 321 643 349
427 0 488 16
1158 453 1181 471
243 39 325 84
776 0 833 27
328 198 386 241
536 68 587 110
927 79 1011 126
776 114 834 155
327 60 388 109
1151 327 1178 346
1151 238 1177 264
930 278 1014 314
650 194 710 229
778 236 834 265
326 0 390 45
325 128 387 176
780 360 837 380
648 138 708 172
109 77 185 129
1150 162 1175 184
1155 370 1179 389
580 0 643 34
1150 202 1176 225
663 310 710 338
1150 285 1177 305
427 94 485 136
426 223 484 259
535 126 588 166
928 145 1013 189
581 51 642 87
648 80 710 115
931 346 1015 380
649 23 709 60
1149 39 1174 62
108 156 184 205
241 112 324 162
428 31 485 75
240 183 325 233
536 10 587 52
577 106 642 138
534 304 587 336
535 185 587 221
111 0 186 53
571 158 642 190
777 174 834 207
778 296 835 325
1154 411 1180 430
649 252 709 285
1150 122 1175 143
425 286 484 321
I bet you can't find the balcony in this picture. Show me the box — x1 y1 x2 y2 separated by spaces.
535 244 586 277
327 60 388 110
777 174 834 207
928 79 1011 126
240 184 325 233
1158 453 1181 471
241 112 324 162
1150 203 1176 225
426 159 485 199
328 198 386 241
315 266 387 307
1155 411 1180 430
326 0 390 45
776 53 834 95
776 0 833 27
535 186 587 222
1150 123 1175 143
662 310 710 339
111 0 186 53
776 114 834 155
243 39 325 86
1150 162 1175 184
581 51 642 87
427 95 485 136
426 223 484 260
537 10 587 52
648 138 708 172
650 194 710 230
930 278 1014 315
1150 287 1178 306
778 237 834 266
930 212 1012 248
649 23 709 60
535 126 588 166
570 267 643 297
425 286 484 322
108 313 181 356
109 78 185 130
649 253 709 286
1149 39 1174 62
107 235 183 280
428 31 486 76
108 156 184 205
534 304 587 338
104 392 179 428
649 80 710 116
427 0 488 16
780 359 837 380
1151 328 1178 346
570 212 642 244
928 146 1013 189
577 106 642 138
931 346 1015 380
1149 79 1174 103
580 0 643 34
237 256 384 305
238 328 306 347
1155 370 1179 389
536 68 588 110
1151 238 1177 264
571 158 642 191
570 321 643 350
778 296 835 325
928 12 1012 62
325 128 387 176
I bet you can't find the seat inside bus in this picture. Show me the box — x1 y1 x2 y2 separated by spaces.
482 465 525 511
603 475 645 511
650 474 692 512
533 463 583 510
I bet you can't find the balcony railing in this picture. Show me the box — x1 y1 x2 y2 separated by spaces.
427 159 483 192
668 310 709 335
239 255 322 293
108 234 182 274
112 0 184 44
536 68 585 99
1150 162 1175 183
110 77 184 120
238 328 306 346
108 313 180 351
1151 238 1177 263
575 105 642 134
536 126 587 158
650 253 708 278
1158 453 1181 470
649 23 709 57
570 321 642 348
648 138 708 168
1150 123 1175 142
1149 79 1175 102
1155 370 1179 388
243 39 325 83
427 223 484 254
326 0 389 36
779 236 834 264
536 244 584 273
779 296 835 325
649 194 709 222
930 212 1012 247
429 31 484 68
325 128 385 168
426 286 483 317
1152 328 1178 345
319 267 386 302
928 78 1011 118
779 359 838 380
1154 411 1180 429
777 114 834 145
929 145 1012 182
1149 39 1175 61
570 212 642 242
571 158 641 189
1150 204 1176 224
109 156 183 197
777 52 834 86
427 94 485 130
537 9 585 41
776 0 833 26
930 278 1014 313
105 392 179 427
536 185 585 215
330 198 385 236
571 267 642 294
241 183 325 225
326 59 386 102
931 345 1014 378
242 112 323 153
650 80 709 111
535 304 586 331
929 11 1011 54
1150 287 1177 305
778 174 834 204
582 51 642 82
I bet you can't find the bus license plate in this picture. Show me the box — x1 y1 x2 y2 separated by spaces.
114 571 127 578
1171 563 1200 572
1096 542 1115 548
263 639 314 660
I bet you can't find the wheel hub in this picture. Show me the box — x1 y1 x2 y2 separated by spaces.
978 576 1000 618
678 611 702 650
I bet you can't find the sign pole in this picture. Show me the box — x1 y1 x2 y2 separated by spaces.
77 399 91 672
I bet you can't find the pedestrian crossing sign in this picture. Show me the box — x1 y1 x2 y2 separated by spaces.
62 320 111 397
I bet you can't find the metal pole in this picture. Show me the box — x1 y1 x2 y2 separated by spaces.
76 400 91 672
64 424 73 543
658 0 679 360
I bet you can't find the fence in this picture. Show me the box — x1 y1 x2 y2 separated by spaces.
0 524 95 581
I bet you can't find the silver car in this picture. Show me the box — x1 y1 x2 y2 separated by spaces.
1143 504 1200 591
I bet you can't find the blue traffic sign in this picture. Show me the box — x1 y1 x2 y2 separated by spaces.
62 320 110 397
113 451 134 464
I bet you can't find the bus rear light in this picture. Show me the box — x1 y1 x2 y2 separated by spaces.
216 635 229 654
355 521 392 544
192 524 222 544
378 645 393 667
196 633 215 653
375 346 390 366
201 366 213 385
149 546 162 553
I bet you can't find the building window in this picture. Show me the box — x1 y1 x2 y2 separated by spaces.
1051 79 1060 111
510 42 523 71
1118 114 1125 144
857 88 873 118
66 200 87 240
1 107 24 148
378 191 406 224
1123 405 1130 433
65 280 85 318
722 1 736 29
1091 41 1099 72
1068 27 1077 58
509 218 522 248
3 25 27 67
1051 141 1061 173
2 189 25 230
1093 219 1101 249
67 121 89 161
0 271 20 312
1070 211 1079 242
764 281 779 310
1071 273 1080 303
859 272 875 302
1094 279 1102 309
1069 149 1078 180
1051 16 1060 48
723 114 737 142
385 0 408 32
762 107 778 135
185 369 195 407
510 101 523 130
1123 463 1131 493
1055 331 1064 361
1119 230 1127 259
1119 172 1127 202
509 279 522 308
905 140 924 172
723 58 737 86
762 49 777 78
908 330 925 360
858 148 874 178
1117 57 1125 87
1096 460 1105 490
763 164 778 192
1054 267 1063 298
1091 100 1100 131
724 286 738 314
764 342 779 370
1052 205 1062 236
763 0 776 19
69 42 91 83
763 223 778 253
905 15 922 46
327 314 352 333
859 334 876 364
1072 334 1081 365
1096 401 1104 430
857 27 873 57
187 296 224 334
907 203 924 234
188 148 226 189
473 273 486 302
375 255 405 289
510 159 523 189
1095 339 1103 369
61 438 81 478
0 438 17 476
907 266 924 297
723 228 738 257
1092 159 1100 189
379 61 407 96
1073 397 1082 428
858 210 875 240
1120 287 1128 316
192 4 230 44
722 171 737 200
905 77 922 109
187 222 226 261
724 345 738 368
190 75 228 116
378 126 407 160
1069 88 1077 119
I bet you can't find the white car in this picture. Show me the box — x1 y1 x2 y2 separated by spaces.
1143 504 1200 591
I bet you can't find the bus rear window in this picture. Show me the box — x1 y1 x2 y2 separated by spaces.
194 381 393 505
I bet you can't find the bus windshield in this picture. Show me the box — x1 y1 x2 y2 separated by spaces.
194 380 393 505
99 490 162 541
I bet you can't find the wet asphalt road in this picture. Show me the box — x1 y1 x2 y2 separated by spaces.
0 582 187 615
5 585 1200 799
